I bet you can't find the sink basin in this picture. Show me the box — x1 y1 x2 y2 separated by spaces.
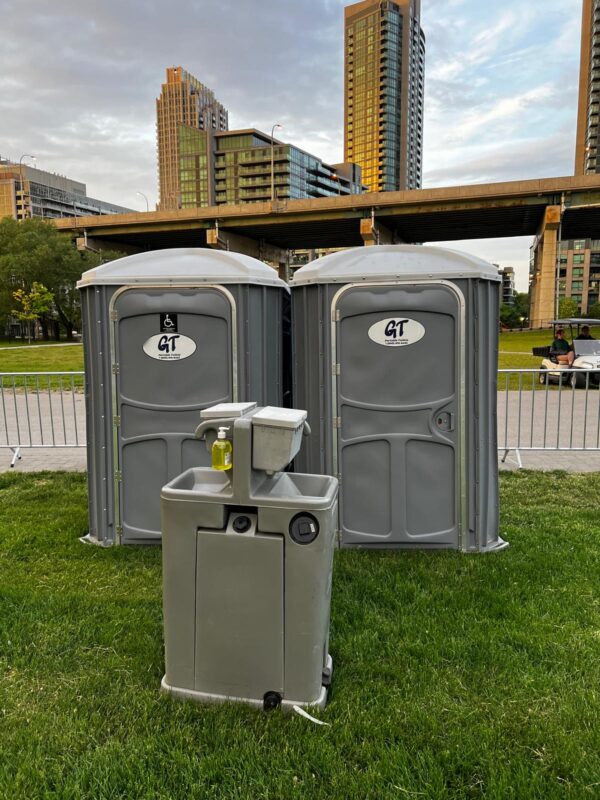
163 467 337 512
162 468 233 498
253 472 338 508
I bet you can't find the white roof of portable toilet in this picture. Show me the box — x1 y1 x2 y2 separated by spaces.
77 248 286 289
291 245 501 285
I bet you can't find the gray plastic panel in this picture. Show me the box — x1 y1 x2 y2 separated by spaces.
195 531 284 699
81 285 117 545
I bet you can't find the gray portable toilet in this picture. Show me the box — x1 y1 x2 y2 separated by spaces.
78 248 288 546
291 245 505 552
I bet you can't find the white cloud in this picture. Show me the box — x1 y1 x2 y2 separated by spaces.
445 83 556 145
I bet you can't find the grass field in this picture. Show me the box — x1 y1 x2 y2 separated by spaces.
0 343 84 373
499 330 547 372
499 329 554 352
0 339 75 347
1 471 599 799
0 329 564 374
0 330 595 392
0 344 84 390
498 329 600 389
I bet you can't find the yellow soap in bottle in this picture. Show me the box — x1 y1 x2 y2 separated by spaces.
212 427 232 471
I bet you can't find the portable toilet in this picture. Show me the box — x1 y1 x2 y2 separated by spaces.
291 245 505 552
78 248 289 546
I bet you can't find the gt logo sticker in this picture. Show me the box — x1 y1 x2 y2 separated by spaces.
143 333 197 361
368 317 425 347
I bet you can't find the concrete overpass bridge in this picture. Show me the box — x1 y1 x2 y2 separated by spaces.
54 174 600 327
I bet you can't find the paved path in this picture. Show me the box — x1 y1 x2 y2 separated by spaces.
0 342 82 351
2 390 600 473
498 388 600 444
4 449 598 473
1 448 87 472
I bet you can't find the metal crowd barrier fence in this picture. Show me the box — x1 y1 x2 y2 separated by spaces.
1 369 599 470
498 368 600 467
0 372 86 467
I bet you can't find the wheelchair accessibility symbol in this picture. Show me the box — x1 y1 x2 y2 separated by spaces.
160 313 178 333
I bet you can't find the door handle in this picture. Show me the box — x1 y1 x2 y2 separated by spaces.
435 412 454 432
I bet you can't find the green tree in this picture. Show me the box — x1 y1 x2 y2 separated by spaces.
500 303 520 329
0 217 122 340
12 282 54 344
586 302 600 320
499 292 529 329
514 291 529 321
558 296 579 319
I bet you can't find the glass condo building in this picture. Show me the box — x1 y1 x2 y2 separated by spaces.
178 128 366 208
344 0 425 192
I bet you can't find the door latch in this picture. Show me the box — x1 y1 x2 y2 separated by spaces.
435 412 455 432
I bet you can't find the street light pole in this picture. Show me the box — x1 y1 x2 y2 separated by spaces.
136 191 150 212
270 123 283 203
18 154 35 219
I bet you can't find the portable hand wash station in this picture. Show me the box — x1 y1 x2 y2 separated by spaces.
160 403 339 711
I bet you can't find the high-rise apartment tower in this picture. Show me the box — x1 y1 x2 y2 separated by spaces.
157 67 228 210
575 0 600 174
344 0 425 193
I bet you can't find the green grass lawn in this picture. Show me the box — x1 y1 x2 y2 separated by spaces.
0 344 84 390
499 329 554 354
0 329 594 393
1 471 599 799
499 330 547 374
0 343 84 374
0 338 76 347
498 329 600 389
0 329 580 375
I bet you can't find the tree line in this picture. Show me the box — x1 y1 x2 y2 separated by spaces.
500 293 600 330
0 217 122 341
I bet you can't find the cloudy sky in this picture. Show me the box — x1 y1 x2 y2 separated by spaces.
0 0 583 289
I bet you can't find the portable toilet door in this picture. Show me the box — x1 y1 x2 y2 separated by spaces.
332 279 463 548
110 284 235 544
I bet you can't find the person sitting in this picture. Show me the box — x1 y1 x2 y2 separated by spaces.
575 325 595 340
550 328 574 365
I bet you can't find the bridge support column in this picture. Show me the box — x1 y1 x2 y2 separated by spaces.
360 217 399 246
207 228 289 280
529 205 561 328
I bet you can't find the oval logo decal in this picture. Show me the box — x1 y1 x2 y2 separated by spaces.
143 333 197 361
368 318 425 347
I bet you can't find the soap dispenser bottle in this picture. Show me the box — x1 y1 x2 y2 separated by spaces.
212 427 232 471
